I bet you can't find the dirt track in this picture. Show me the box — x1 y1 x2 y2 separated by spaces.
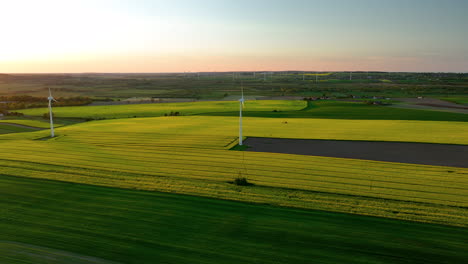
244 138 468 168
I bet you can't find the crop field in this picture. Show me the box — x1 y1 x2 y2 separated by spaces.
1 100 467 263
17 100 468 122
1 1 468 262
46 116 468 145
1 175 468 264
0 119 61 128
440 96 468 105
18 100 305 119
0 116 467 228
204 101 468 121
0 124 36 134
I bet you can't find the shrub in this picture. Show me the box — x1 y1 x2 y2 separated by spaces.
43 112 53 119
233 177 251 186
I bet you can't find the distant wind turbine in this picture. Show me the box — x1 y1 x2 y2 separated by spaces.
239 82 245 146
47 88 57 137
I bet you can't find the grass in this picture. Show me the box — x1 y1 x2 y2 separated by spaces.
1 175 467 264
202 101 468 122
0 116 466 226
17 100 305 119
0 119 61 128
439 96 468 105
18 100 468 122
0 124 36 134
50 116 468 145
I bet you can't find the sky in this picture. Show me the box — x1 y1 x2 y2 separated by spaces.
0 0 467 73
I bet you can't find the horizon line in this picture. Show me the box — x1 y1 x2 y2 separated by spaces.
2 71 467 74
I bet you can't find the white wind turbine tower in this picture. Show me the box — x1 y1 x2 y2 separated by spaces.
47 88 57 137
238 82 245 146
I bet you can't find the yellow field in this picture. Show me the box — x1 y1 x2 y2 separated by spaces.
51 116 468 145
18 100 306 119
0 116 467 226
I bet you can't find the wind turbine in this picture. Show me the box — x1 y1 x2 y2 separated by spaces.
239 82 245 146
47 88 57 137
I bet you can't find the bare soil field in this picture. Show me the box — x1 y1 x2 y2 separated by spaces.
244 138 468 167
391 98 468 114
395 98 467 107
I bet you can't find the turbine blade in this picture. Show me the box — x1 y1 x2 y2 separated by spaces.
241 81 244 99
240 81 245 108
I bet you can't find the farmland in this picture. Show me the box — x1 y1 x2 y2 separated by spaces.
1 0 468 261
1 0 467 262
1 175 467 264
18 100 305 119
203 100 468 121
0 124 37 134
0 119 63 134
0 119 60 128
1 100 467 263
17 100 468 122
1 72 467 99
0 116 467 228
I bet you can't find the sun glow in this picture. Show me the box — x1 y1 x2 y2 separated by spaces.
0 0 467 72
0 1 153 62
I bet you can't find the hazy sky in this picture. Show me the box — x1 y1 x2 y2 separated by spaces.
1 0 467 73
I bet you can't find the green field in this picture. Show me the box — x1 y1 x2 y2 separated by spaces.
1 116 466 228
18 100 305 119
0 119 60 128
49 116 468 145
18 100 468 122
1 175 467 264
439 96 468 105
0 124 36 134
203 101 468 121
2 98 467 263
